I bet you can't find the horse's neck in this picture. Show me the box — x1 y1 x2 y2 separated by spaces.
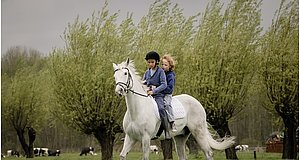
131 76 146 95
125 77 151 120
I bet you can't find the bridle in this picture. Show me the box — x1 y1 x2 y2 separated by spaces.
114 67 148 97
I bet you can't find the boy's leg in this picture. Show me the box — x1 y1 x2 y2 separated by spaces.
165 106 175 122
156 96 166 119
152 96 171 139
164 95 177 132
151 124 163 140
164 95 175 122
165 104 177 132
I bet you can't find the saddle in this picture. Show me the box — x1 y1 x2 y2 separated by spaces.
152 97 185 120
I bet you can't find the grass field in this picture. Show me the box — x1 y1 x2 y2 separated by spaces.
2 151 285 160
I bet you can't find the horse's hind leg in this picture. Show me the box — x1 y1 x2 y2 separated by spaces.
174 133 190 160
120 134 136 160
191 129 213 160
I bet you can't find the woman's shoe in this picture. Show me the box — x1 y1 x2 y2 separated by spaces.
171 123 177 132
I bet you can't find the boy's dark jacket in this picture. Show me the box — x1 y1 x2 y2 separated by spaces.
143 66 167 97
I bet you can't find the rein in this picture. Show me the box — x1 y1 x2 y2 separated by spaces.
128 89 148 97
114 67 149 97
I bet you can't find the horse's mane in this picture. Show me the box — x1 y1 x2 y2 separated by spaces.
119 60 144 85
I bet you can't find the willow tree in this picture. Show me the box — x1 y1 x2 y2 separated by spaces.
177 0 262 158
49 3 136 160
1 47 47 158
261 0 298 158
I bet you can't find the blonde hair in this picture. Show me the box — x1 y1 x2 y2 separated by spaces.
161 54 176 71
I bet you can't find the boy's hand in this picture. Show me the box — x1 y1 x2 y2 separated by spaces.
147 90 154 95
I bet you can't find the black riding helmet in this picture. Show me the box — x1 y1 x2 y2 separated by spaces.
145 51 160 63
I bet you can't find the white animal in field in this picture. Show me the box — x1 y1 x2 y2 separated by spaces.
7 149 20 157
113 59 235 160
235 145 249 151
242 145 249 151
150 145 159 154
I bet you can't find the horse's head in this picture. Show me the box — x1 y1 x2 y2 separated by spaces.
113 58 132 96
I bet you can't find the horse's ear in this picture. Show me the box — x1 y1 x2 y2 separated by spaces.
126 58 130 66
113 63 118 70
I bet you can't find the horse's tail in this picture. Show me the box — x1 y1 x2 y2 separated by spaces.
205 123 235 150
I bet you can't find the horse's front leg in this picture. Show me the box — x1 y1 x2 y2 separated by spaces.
142 134 151 160
120 134 136 160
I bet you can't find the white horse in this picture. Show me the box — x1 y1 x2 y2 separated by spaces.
113 58 235 160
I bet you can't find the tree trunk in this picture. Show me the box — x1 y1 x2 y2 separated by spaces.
282 116 297 159
225 146 237 160
16 128 29 157
27 127 36 158
94 130 115 160
213 121 238 159
161 139 173 160
186 135 199 155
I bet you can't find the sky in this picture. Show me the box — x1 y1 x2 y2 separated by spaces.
1 0 282 55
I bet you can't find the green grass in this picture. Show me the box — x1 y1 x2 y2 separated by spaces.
2 151 283 160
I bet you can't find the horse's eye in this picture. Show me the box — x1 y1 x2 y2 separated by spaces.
124 72 127 75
